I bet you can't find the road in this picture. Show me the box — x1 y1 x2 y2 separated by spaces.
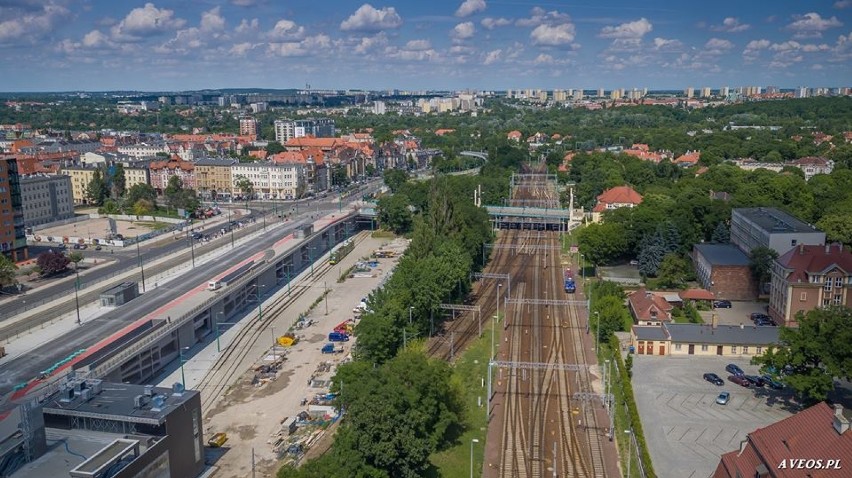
0 216 320 395
0 180 381 396
0 183 378 328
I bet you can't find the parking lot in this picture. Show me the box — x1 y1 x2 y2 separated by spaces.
632 355 798 478
700 300 769 326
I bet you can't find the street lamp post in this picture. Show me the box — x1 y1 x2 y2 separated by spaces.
73 265 82 326
469 438 480 478
188 232 196 268
409 306 414 325
595 311 600 353
136 238 146 292
179 346 190 389
496 283 503 323
625 430 633 478
491 315 497 359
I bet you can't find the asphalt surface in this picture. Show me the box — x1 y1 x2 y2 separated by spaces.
0 181 381 395
0 215 321 395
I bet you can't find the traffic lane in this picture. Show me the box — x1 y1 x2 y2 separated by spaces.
0 206 332 316
0 218 311 395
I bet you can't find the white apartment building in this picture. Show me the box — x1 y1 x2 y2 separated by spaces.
231 162 306 200
117 143 169 159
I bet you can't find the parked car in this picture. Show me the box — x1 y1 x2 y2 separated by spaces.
750 312 770 322
756 318 777 326
716 392 731 405
725 363 745 376
728 375 751 387
744 375 766 387
713 300 732 308
762 375 784 390
703 373 724 386
95 245 102 251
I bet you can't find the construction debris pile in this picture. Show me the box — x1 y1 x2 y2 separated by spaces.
272 395 341 466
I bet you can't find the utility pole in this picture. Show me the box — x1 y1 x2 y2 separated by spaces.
324 281 329 315
136 238 146 292
73 265 82 325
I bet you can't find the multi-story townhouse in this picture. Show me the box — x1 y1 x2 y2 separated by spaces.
231 161 305 200
194 158 236 200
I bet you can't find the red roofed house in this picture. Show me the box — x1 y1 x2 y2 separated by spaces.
790 156 833 180
507 130 522 142
675 150 700 167
622 143 664 163
628 288 674 326
768 243 852 327
591 185 643 223
434 129 455 136
713 402 852 478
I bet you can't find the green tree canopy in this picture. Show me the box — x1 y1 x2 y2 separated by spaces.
0 254 17 288
111 163 126 198
577 223 628 265
656 253 692 289
85 168 108 206
125 183 156 207
752 306 852 404
37 251 70 276
383 169 409 194
376 194 413 234
749 246 779 285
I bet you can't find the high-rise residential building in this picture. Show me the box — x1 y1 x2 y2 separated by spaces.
701 87 712 98
795 86 809 98
685 87 694 98
373 101 386 114
553 90 567 102
720 86 729 97
610 89 622 100
274 118 336 143
0 156 27 261
239 117 258 137
574 89 584 101
249 102 268 113
597 88 605 97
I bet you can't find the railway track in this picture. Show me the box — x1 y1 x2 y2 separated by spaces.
198 232 368 414
491 164 607 478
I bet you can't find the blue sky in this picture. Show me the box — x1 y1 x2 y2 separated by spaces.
0 0 849 91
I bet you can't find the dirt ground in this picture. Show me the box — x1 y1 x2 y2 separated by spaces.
204 235 406 477
33 217 166 243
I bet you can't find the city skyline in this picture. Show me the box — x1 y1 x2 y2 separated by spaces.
0 0 850 91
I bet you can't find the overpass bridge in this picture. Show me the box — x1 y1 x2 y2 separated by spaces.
484 205 580 231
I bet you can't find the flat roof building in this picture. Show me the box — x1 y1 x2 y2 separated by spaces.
6 376 205 478
731 207 825 256
19 174 74 228
693 243 757 300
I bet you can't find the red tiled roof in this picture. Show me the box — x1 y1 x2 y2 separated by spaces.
675 150 701 165
679 289 715 301
628 288 673 322
792 156 830 166
507 130 522 139
596 185 643 206
285 137 343 150
777 243 852 283
434 128 455 136
715 402 852 478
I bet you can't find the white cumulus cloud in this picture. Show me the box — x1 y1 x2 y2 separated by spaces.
598 18 652 39
340 4 403 32
481 17 510 29
483 48 501 64
268 34 332 57
111 3 186 41
451 21 475 40
404 39 432 51
704 37 734 53
710 17 750 32
268 19 306 40
0 2 69 45
200 7 226 32
786 12 843 38
516 7 570 28
530 23 576 46
455 0 486 18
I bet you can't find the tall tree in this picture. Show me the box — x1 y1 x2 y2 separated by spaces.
265 141 285 155
637 231 666 277
234 175 254 199
125 183 157 207
711 221 730 243
85 168 108 206
752 307 852 404
164 175 184 209
656 253 692 289
816 214 852 247
749 246 779 286
37 251 70 276
111 163 126 198
383 169 409 194
0 254 17 288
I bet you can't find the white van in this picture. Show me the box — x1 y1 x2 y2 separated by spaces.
208 280 222 291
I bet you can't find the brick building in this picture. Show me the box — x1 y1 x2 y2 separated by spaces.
149 160 195 194
0 156 27 260
768 243 852 327
713 402 851 478
693 243 758 300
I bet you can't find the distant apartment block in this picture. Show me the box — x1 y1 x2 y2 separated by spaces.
729 156 834 180
231 162 305 200
194 158 236 200
730 207 825 256
19 174 74 227
239 117 258 137
59 166 98 204
768 243 852 327
273 118 336 143
117 143 169 159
